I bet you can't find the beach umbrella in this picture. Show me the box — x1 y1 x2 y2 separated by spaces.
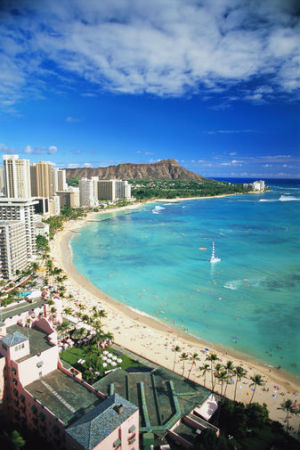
111 362 117 367
103 363 107 368
205 348 209 352
117 358 122 363
107 359 112 364
112 355 117 360
103 350 108 355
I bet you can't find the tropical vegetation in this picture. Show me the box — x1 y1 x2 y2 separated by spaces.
130 179 251 200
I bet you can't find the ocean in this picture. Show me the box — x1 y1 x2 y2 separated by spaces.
71 179 300 378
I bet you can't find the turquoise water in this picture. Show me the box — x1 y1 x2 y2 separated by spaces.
72 180 300 378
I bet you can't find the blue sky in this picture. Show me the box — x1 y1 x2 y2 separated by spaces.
0 0 299 178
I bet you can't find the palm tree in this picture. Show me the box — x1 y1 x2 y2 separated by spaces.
223 360 235 397
200 363 210 387
180 352 189 377
63 307 73 315
278 399 294 430
172 345 181 371
206 353 219 391
249 374 265 403
233 366 247 401
215 369 228 396
188 353 200 379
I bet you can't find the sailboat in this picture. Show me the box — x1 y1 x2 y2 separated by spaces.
210 241 221 263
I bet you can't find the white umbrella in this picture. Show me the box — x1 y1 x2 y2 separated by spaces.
117 358 122 363
103 350 108 355
103 362 107 368
111 361 117 367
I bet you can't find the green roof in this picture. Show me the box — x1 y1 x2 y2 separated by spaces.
66 393 138 450
26 369 103 426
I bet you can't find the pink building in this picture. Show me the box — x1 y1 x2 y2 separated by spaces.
0 316 139 450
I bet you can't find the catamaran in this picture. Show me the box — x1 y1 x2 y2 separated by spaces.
210 241 221 263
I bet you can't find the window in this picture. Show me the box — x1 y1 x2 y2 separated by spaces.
12 378 18 385
36 361 43 368
11 368 17 375
13 388 18 396
113 438 121 448
20 394 25 402
129 438 136 445
31 405 38 414
128 425 136 433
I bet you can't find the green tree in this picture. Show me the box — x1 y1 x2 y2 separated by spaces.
200 363 210 388
233 366 247 401
180 352 189 377
172 345 181 371
0 430 26 450
188 352 200 379
249 374 265 404
206 353 219 391
278 399 294 430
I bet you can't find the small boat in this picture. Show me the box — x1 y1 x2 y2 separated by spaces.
210 242 221 263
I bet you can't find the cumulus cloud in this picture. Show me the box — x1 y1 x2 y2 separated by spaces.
68 163 80 168
83 162 92 167
0 0 299 108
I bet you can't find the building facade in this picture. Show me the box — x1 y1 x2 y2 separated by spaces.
0 221 28 279
31 162 54 198
3 155 31 199
79 178 97 207
0 198 38 259
0 305 139 450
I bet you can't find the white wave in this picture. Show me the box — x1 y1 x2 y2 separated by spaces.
152 205 165 214
224 280 242 290
128 306 155 319
163 202 174 205
259 199 277 202
279 195 300 202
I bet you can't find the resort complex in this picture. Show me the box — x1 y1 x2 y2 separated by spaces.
0 153 298 450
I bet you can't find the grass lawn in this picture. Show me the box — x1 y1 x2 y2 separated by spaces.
60 346 85 366
60 346 143 373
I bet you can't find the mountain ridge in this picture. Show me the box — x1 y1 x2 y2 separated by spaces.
65 159 205 180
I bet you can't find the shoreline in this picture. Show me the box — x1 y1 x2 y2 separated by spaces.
50 200 299 427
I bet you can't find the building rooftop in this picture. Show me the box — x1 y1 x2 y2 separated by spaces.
93 363 210 431
1 331 27 347
26 369 103 426
7 324 52 359
66 393 138 450
0 299 45 321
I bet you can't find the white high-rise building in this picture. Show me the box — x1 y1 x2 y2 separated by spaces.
79 178 98 207
3 155 31 199
57 169 67 191
0 221 28 279
0 198 38 259
97 180 131 202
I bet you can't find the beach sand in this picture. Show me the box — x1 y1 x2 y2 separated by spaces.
50 203 300 431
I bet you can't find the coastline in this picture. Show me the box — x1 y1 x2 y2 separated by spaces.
50 201 299 427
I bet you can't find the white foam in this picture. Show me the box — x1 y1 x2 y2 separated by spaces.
279 195 299 202
259 199 277 202
128 306 155 319
152 205 165 214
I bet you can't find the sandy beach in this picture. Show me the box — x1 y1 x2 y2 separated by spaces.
50 202 300 431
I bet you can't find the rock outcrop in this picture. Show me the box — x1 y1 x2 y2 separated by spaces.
65 159 205 180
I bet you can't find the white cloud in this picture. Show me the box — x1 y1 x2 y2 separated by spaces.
0 143 16 154
66 116 81 123
0 0 299 108
24 144 58 154
68 163 80 168
83 162 92 167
